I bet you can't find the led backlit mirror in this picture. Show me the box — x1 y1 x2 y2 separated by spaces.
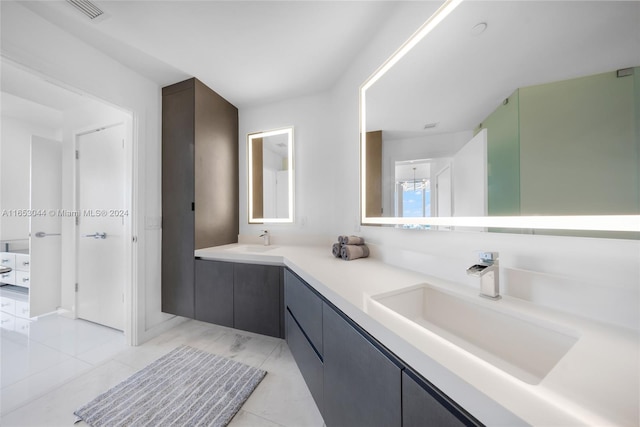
361 0 640 235
248 127 294 223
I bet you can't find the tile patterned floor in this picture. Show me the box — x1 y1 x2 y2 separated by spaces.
1 315 324 426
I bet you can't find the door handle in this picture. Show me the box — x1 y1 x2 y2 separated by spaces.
34 231 61 238
84 232 107 239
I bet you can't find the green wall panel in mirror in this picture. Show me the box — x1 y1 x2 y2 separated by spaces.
519 69 638 216
477 90 520 217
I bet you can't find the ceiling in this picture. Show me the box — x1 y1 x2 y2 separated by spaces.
15 0 404 108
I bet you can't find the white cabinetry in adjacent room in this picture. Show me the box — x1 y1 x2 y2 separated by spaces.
1 288 31 335
15 253 30 288
1 252 30 289
1 252 16 285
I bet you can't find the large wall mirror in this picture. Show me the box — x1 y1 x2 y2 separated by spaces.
361 0 640 235
248 127 294 223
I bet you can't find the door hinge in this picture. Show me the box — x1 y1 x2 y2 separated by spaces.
75 216 79 226
75 150 79 159
75 283 78 292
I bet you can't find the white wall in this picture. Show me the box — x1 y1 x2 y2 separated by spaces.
0 115 61 242
325 1 639 329
239 92 335 236
238 1 640 329
5 0 637 340
1 1 180 343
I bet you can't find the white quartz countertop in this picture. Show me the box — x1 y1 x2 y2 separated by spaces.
195 243 639 427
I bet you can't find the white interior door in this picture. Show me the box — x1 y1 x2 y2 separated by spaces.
77 124 125 330
30 136 62 317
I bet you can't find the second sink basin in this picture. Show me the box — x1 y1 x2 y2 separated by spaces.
368 283 579 385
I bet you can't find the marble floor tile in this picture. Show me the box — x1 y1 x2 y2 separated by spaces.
0 360 136 426
229 409 286 427
0 357 93 414
242 341 324 427
1 317 324 427
26 315 123 357
0 336 73 388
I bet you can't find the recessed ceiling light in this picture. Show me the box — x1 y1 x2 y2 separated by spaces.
471 22 488 36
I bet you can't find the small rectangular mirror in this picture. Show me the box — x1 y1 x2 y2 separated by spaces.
248 127 294 223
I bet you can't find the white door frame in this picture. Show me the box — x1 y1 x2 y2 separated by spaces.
73 118 136 343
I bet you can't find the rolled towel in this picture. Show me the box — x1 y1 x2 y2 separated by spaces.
338 235 365 245
340 244 370 261
332 242 342 258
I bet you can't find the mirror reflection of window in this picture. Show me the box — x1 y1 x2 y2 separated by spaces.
395 162 431 218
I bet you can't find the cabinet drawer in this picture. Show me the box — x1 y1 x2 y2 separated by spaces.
323 303 402 427
402 370 479 427
0 252 16 269
286 310 323 413
15 254 30 272
284 269 323 355
1 296 16 315
15 318 31 335
1 312 15 331
15 271 30 288
15 300 30 319
0 270 15 285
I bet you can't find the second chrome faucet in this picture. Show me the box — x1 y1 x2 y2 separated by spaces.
467 251 500 300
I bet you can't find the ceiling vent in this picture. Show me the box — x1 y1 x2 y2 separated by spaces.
66 0 104 20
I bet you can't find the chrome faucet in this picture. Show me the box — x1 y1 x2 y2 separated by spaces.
467 252 500 300
259 230 270 246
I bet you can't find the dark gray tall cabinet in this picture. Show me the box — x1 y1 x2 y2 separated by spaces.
162 78 239 318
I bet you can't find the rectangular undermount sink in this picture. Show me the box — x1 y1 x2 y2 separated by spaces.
368 284 579 385
226 245 278 253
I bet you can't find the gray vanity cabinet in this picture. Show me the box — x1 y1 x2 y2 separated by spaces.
322 303 402 427
161 77 238 318
284 269 323 354
286 310 324 412
403 370 480 427
284 269 324 412
234 263 282 338
283 268 485 427
194 260 283 338
194 259 233 327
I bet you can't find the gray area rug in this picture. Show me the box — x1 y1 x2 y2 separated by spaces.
74 345 266 427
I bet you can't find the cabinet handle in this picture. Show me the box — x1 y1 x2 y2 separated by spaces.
1 274 9 278
22 277 29 283
1 303 10 307
1 259 9 263
22 261 29 266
